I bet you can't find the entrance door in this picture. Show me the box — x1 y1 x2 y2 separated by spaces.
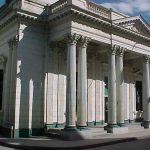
136 81 142 111
104 76 108 123
105 97 108 123
135 81 142 121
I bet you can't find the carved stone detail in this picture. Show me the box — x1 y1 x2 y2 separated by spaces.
8 35 19 49
78 36 91 48
117 47 127 57
67 33 79 45
109 44 119 55
143 54 150 64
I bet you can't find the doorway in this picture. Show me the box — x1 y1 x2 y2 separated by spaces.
135 81 143 122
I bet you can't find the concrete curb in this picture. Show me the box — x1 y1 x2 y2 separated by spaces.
0 138 137 150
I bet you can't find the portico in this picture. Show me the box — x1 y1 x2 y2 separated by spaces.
0 0 150 138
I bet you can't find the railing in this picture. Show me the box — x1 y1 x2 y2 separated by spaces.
86 1 110 19
49 0 111 19
49 0 67 14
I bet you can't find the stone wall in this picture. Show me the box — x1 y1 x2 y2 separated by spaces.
13 22 45 137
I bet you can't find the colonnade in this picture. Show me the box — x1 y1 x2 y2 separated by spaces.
65 33 150 132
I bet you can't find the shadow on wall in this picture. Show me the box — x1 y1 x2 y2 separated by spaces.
15 17 67 137
16 24 45 137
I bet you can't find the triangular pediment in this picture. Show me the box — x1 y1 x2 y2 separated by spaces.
113 16 150 37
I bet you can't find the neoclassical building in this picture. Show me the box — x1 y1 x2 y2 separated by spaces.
0 0 150 138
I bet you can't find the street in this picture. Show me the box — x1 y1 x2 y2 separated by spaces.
87 138 150 150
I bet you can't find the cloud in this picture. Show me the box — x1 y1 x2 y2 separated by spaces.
100 0 150 15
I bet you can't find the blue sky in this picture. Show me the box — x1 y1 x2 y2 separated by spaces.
91 0 150 24
0 0 149 24
0 0 4 6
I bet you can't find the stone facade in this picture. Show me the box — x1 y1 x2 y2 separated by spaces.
0 0 150 137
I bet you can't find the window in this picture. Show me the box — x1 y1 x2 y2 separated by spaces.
104 76 108 97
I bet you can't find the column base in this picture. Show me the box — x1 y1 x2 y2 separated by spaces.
87 121 95 127
124 120 129 124
142 121 150 129
77 125 88 130
94 120 105 126
64 126 77 131
129 119 135 124
117 122 126 127
107 124 128 134
56 123 65 128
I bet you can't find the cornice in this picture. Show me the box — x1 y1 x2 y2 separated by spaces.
0 4 150 48
49 5 111 25
0 9 47 32
48 4 150 46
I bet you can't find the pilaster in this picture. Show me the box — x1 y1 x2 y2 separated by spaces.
7 35 19 137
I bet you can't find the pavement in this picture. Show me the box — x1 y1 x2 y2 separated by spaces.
0 124 150 150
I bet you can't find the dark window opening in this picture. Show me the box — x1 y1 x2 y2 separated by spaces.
136 81 142 111
0 70 3 110
104 76 108 97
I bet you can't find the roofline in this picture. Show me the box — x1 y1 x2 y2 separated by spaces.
140 15 150 30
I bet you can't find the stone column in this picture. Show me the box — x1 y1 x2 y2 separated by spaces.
107 45 117 131
116 48 126 126
77 36 90 128
107 45 128 133
142 55 150 128
65 33 78 130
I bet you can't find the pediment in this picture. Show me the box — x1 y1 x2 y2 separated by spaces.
113 16 150 37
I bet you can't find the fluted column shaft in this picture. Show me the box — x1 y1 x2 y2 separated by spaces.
65 34 78 130
116 48 126 125
77 37 89 128
142 55 150 128
108 47 117 125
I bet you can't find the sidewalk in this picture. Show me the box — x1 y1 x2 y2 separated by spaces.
0 124 150 150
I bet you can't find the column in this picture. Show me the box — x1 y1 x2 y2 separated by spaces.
77 36 89 128
107 45 117 129
142 55 150 128
65 33 78 130
116 48 126 126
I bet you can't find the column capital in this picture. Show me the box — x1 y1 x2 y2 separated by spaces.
109 44 119 55
66 33 79 45
143 54 150 64
117 47 127 57
8 35 19 49
78 36 91 48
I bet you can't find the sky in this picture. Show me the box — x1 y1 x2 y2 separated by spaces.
91 0 150 25
0 0 4 6
0 0 149 24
